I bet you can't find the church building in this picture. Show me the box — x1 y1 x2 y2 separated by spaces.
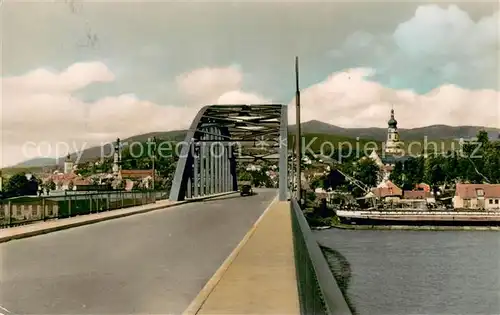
384 108 405 156
368 108 410 184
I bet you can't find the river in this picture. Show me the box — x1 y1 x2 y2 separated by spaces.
315 229 500 315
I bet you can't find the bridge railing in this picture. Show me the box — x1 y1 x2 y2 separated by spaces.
0 190 168 228
290 198 352 315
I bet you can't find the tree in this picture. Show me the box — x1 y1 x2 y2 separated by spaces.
442 153 458 183
483 140 500 183
353 158 379 188
401 157 424 187
389 161 404 187
310 176 326 190
324 169 346 190
424 155 446 185
4 173 38 197
238 171 253 182
382 130 500 186
43 178 56 191
477 130 489 148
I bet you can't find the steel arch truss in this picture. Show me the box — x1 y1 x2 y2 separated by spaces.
169 104 288 201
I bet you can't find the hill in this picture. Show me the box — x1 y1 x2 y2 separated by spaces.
290 133 459 157
62 130 187 166
3 130 187 175
13 157 59 168
289 120 500 141
6 120 497 171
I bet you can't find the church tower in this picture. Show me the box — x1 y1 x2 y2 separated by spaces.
384 108 404 156
112 138 122 177
64 154 74 174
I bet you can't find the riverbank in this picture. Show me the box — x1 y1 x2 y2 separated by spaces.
312 223 500 231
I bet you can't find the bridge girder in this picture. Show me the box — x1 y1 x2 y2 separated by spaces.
169 104 288 201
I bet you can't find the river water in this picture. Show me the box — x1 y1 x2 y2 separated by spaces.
315 229 500 315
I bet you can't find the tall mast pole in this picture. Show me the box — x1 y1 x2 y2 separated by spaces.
150 137 156 191
290 136 295 193
295 56 302 203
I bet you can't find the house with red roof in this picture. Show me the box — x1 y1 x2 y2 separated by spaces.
119 169 155 191
453 183 500 210
370 180 403 201
415 183 431 192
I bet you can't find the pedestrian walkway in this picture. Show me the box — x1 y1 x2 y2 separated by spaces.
184 199 300 315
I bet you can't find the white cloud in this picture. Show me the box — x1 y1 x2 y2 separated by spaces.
331 4 500 91
288 68 500 129
216 90 271 105
393 5 499 57
176 65 269 105
176 65 243 105
4 62 115 94
1 62 267 167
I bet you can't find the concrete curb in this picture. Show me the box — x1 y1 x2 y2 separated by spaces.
0 192 237 244
182 194 279 315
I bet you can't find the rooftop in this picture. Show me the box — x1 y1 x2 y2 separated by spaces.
120 170 154 179
455 183 500 198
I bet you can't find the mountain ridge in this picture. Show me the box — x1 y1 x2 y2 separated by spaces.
289 120 499 141
7 121 499 169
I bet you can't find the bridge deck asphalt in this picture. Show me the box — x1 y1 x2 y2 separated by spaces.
0 189 277 314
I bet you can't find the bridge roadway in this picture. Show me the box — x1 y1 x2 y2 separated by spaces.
0 189 277 314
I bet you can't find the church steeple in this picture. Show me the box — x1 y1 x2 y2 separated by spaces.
388 108 397 128
113 138 122 177
384 107 404 156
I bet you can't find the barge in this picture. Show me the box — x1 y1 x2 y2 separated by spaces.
336 210 500 226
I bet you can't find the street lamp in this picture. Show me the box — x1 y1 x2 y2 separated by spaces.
295 56 302 205
148 137 157 191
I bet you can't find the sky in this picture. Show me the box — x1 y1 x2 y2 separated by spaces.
1 0 499 167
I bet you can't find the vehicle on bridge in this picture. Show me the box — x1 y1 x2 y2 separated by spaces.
239 183 253 196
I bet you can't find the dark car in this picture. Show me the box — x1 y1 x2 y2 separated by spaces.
240 185 253 196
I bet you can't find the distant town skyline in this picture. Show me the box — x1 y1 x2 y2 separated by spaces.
2 1 499 167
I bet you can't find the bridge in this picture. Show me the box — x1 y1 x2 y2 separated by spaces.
0 105 351 315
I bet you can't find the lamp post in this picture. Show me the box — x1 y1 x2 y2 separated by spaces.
295 56 302 205
149 137 157 191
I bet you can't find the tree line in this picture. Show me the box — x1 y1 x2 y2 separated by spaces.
389 131 500 189
1 173 40 199
309 130 500 195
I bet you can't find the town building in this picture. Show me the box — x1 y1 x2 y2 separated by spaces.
64 154 74 174
365 180 437 209
453 183 500 210
369 180 403 202
415 183 431 192
120 169 155 190
401 190 436 206
42 155 92 192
